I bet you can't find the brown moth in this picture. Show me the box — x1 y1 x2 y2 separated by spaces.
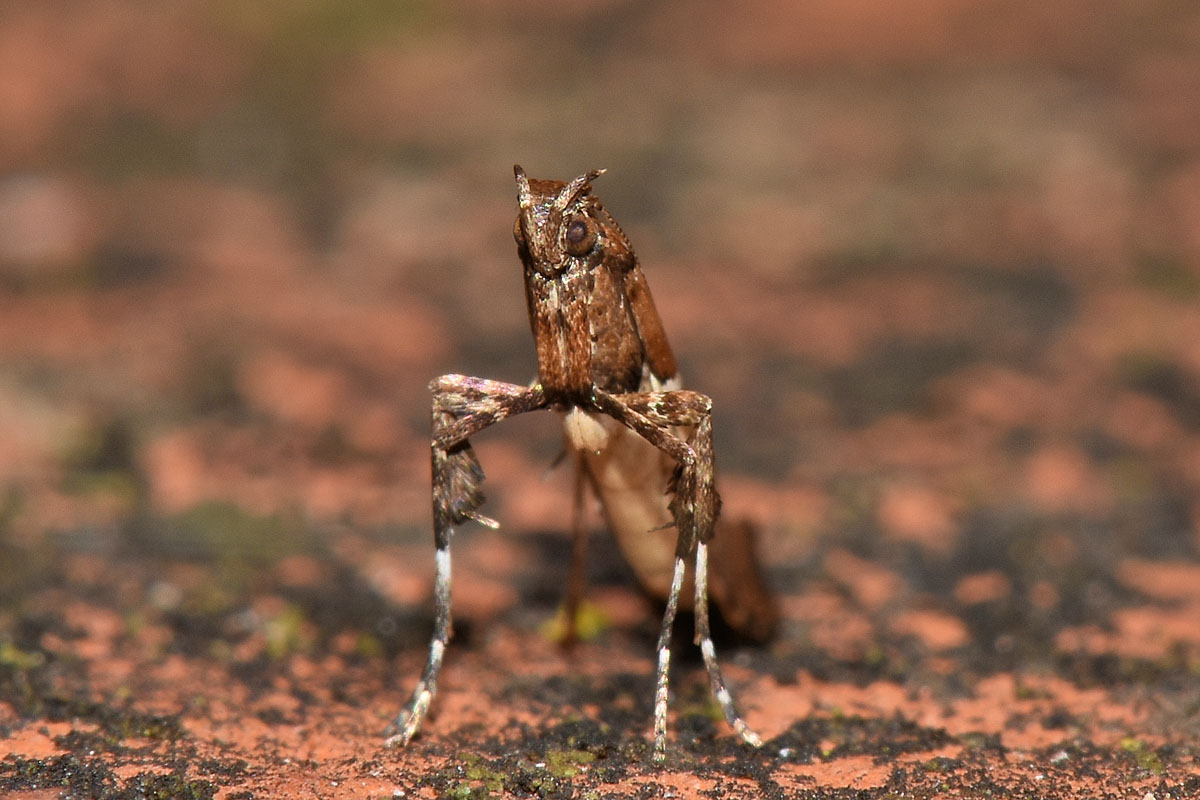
387 166 776 760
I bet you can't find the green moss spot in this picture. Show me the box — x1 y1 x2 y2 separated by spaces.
264 602 312 659
355 631 384 659
461 755 505 794
0 641 45 671
1119 737 1165 773
543 748 596 778
540 600 610 644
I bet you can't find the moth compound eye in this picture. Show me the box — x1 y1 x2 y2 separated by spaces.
564 217 597 256
513 216 525 245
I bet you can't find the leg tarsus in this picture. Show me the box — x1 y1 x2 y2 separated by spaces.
694 541 762 748
653 555 687 763
386 544 453 746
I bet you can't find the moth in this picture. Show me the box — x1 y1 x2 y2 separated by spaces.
387 166 777 759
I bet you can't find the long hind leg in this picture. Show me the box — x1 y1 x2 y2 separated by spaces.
386 375 546 746
591 388 760 759
560 452 591 646
694 540 762 747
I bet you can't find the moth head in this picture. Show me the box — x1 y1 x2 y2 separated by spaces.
513 164 606 277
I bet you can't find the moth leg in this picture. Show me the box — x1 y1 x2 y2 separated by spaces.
592 389 760 757
560 451 591 646
386 375 547 747
653 554 687 762
695 540 763 747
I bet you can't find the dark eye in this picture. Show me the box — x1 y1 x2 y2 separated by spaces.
564 217 597 256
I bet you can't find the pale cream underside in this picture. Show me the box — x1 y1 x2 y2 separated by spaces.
563 373 691 602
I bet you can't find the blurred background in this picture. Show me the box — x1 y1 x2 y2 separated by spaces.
2 0 1200 634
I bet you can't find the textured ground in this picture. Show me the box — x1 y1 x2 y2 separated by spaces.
3 1 1200 798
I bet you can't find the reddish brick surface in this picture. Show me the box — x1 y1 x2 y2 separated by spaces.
2 2 1200 797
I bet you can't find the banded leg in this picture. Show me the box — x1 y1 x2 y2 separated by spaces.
592 389 760 755
653 555 686 762
386 375 547 746
694 540 762 747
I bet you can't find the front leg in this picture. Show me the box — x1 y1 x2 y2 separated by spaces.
386 375 547 747
592 389 720 554
591 389 760 760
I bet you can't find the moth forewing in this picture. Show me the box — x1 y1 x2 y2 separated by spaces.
621 262 677 383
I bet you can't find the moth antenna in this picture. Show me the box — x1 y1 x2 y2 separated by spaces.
557 168 606 212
